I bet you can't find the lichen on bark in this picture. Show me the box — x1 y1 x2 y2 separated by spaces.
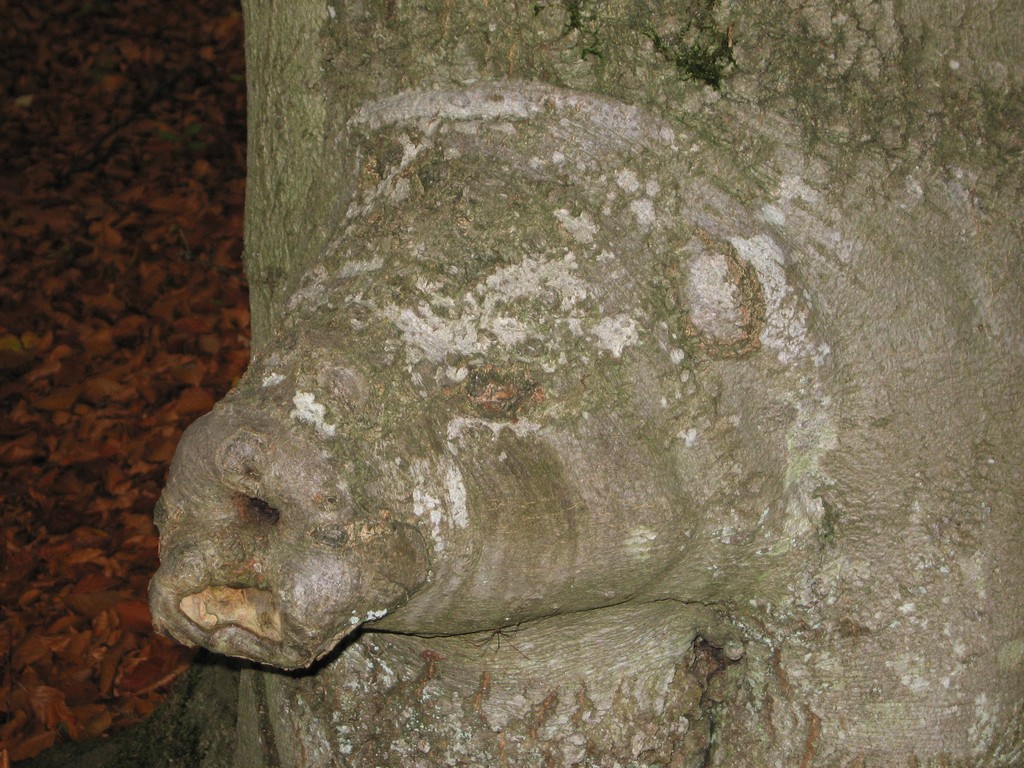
150 1 1024 766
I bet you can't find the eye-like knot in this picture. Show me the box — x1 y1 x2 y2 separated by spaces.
681 235 765 360
218 427 269 495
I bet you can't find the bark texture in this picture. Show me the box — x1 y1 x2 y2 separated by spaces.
150 0 1022 765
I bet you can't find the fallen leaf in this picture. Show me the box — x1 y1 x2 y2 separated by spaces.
116 600 155 633
12 632 51 670
28 686 73 731
32 386 80 411
64 548 109 567
174 386 215 414
63 591 123 618
72 704 112 740
0 434 42 465
81 376 137 404
7 729 56 763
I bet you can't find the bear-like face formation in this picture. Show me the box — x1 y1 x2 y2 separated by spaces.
150 84 825 669
147 343 433 668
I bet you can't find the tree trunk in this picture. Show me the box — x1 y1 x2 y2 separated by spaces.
148 1 1023 765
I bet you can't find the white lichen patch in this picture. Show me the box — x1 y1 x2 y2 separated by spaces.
483 254 587 312
398 132 426 168
590 315 639 357
615 168 641 193
412 477 446 552
287 265 331 312
779 174 821 205
337 256 385 279
554 209 598 245
384 253 592 364
443 365 469 384
488 315 529 347
630 198 656 227
760 203 786 226
262 372 285 387
290 391 337 437
391 303 485 362
412 458 471 552
969 692 999 754
444 463 469 528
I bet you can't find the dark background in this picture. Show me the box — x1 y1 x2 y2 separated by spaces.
1 0 248 760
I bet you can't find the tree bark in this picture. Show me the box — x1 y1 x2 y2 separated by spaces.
147 1 1023 765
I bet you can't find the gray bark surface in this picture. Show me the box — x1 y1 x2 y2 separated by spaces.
146 1 1023 765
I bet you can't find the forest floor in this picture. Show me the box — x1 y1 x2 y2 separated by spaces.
0 0 248 761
